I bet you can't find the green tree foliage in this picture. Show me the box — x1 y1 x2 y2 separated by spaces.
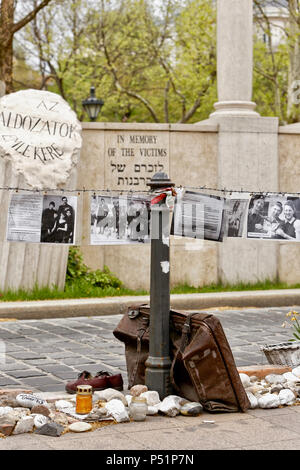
253 39 289 123
17 0 217 123
253 0 300 124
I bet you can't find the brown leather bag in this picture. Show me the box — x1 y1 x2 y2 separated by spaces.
113 305 250 413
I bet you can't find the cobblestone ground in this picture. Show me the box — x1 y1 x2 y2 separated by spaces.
0 306 297 393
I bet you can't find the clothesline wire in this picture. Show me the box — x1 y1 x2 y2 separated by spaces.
1 185 300 196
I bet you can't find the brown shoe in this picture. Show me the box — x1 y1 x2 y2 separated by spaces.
65 370 109 394
95 371 123 391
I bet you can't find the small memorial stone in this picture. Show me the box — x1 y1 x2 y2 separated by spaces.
12 416 34 435
16 394 47 409
33 414 49 429
130 385 148 397
31 404 50 417
35 421 64 437
180 402 203 416
140 391 161 406
68 422 92 433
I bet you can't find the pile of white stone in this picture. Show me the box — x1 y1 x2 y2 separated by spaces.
240 366 300 409
2 368 298 437
0 386 203 437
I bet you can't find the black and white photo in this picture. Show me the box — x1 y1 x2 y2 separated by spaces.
227 198 249 238
41 195 77 244
247 194 300 241
90 194 151 245
6 192 77 244
171 190 226 242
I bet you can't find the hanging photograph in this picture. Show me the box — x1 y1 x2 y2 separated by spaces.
226 197 250 238
41 195 77 244
171 190 226 242
247 194 300 241
6 193 77 244
90 194 151 245
6 193 43 243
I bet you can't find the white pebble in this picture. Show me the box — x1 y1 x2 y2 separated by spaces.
33 414 49 429
68 422 92 433
105 399 130 423
140 391 161 406
265 374 286 385
279 389 296 406
239 373 251 388
55 400 73 411
258 393 280 409
246 391 258 409
12 416 34 435
0 406 14 416
283 372 300 383
292 366 300 378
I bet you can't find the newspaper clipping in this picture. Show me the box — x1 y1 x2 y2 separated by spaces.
90 194 151 245
171 190 226 242
7 193 77 244
247 194 300 241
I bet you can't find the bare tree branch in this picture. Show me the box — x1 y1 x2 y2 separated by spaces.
12 0 54 34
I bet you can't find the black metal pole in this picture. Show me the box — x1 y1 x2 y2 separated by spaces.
145 173 174 399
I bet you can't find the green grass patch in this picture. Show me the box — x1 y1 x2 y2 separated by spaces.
170 280 300 294
0 279 299 302
0 247 299 302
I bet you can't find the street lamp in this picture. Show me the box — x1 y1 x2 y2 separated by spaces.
82 86 104 121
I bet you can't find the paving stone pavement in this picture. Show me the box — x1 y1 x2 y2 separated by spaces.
0 306 297 393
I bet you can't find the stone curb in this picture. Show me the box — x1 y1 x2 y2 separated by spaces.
0 289 299 320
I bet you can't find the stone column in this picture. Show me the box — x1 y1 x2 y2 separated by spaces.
203 0 279 285
211 0 258 117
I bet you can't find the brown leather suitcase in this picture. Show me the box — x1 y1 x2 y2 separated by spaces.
113 305 250 413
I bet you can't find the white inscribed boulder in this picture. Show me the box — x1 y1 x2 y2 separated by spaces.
258 393 280 409
246 392 258 409
0 89 82 189
105 399 130 423
239 373 251 388
12 416 34 435
279 389 296 406
140 391 161 406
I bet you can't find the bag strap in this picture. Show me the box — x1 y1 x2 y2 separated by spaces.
170 312 200 393
128 314 149 388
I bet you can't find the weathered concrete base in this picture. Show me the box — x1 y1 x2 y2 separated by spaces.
0 159 78 292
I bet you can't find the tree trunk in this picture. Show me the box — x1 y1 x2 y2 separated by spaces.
0 0 53 94
0 0 14 93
